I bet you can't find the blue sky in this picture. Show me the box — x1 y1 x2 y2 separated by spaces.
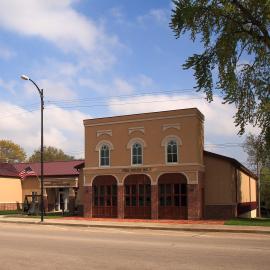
0 0 258 164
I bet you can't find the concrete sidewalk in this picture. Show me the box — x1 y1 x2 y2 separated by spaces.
1 215 270 235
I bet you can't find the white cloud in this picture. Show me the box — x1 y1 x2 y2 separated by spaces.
0 44 16 60
107 94 259 138
113 78 134 95
0 78 17 94
24 79 76 100
0 0 121 72
137 74 154 88
0 101 90 158
109 7 125 23
137 8 169 25
79 77 135 95
0 0 98 53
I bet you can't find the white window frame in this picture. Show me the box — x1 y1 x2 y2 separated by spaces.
161 135 182 165
127 137 146 166
131 142 143 166
99 144 110 167
166 139 178 164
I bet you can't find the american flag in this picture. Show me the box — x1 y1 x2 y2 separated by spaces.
19 166 36 179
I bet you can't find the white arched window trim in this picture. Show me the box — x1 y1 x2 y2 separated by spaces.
127 137 147 149
95 140 114 151
161 135 182 164
127 138 146 166
131 142 143 166
95 140 114 167
99 144 110 167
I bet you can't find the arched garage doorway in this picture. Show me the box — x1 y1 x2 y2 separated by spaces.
92 175 117 218
124 174 151 219
158 173 187 219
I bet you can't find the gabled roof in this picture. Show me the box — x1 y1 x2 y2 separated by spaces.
13 160 84 177
204 150 258 180
74 162 85 170
0 163 19 177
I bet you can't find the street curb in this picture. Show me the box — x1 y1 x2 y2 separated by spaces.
1 219 270 235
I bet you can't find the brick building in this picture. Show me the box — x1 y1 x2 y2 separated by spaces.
78 108 257 220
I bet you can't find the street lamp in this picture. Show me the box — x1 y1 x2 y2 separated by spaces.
20 75 44 222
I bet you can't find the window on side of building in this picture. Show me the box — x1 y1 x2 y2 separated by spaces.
100 144 110 166
167 140 178 163
132 142 143 165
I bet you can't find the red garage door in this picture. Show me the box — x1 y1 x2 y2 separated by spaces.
158 173 187 219
92 176 117 218
124 174 151 219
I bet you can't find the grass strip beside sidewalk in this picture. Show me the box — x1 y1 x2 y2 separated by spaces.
225 218 270 227
0 211 72 219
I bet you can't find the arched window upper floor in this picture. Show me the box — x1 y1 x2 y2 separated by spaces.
161 135 182 164
95 140 114 167
127 138 146 166
132 142 142 165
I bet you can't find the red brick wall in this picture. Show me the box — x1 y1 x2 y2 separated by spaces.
83 186 92 217
0 203 22 211
204 205 236 219
118 185 124 218
187 184 202 219
151 185 158 219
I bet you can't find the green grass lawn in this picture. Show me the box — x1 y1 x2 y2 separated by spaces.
225 218 270 227
0 210 21 215
0 211 73 219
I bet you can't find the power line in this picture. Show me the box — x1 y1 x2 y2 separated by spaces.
0 95 205 119
0 86 226 119
55 96 204 110
0 108 39 120
205 143 244 148
46 88 198 104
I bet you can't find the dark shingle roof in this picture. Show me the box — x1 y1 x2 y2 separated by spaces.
13 160 84 177
0 163 19 177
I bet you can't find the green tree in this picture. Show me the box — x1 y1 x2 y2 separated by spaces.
28 146 74 162
261 167 270 211
0 139 26 163
243 133 270 214
243 133 269 171
171 0 270 150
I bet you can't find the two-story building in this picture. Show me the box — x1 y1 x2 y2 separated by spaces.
79 108 257 220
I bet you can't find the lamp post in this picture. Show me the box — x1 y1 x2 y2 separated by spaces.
20 75 44 222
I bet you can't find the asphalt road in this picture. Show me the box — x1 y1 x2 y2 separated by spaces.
0 223 269 270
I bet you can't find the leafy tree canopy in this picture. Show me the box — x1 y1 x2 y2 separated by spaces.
171 0 270 149
28 146 74 162
0 139 26 163
243 133 269 171
261 167 270 210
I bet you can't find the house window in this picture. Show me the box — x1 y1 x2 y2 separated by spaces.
132 143 142 165
100 144 110 166
167 140 178 163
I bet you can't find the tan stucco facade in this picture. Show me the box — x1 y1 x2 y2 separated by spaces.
84 108 205 186
204 152 257 219
82 108 205 219
21 177 40 199
237 171 257 218
0 177 22 204
204 154 236 205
